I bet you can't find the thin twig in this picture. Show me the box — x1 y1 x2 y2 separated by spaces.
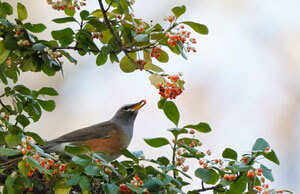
0 99 12 114
104 1 112 13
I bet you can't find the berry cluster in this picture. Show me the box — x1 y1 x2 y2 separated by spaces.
17 39 30 46
16 136 68 178
6 57 12 67
150 47 161 59
44 47 62 60
136 59 146 71
92 32 103 39
223 174 237 180
136 19 146 34
247 168 263 178
119 175 149 194
95 159 113 174
165 25 197 52
164 15 175 23
119 184 132 194
46 0 86 11
158 75 184 99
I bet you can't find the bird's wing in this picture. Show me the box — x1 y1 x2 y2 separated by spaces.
45 121 121 146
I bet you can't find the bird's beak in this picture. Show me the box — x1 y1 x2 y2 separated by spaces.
131 100 146 111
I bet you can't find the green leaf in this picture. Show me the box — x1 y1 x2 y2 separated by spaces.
4 33 18 51
182 21 209 35
5 133 22 146
232 163 250 172
163 101 180 126
252 138 270 152
24 23 46 33
134 34 149 42
0 147 21 156
120 148 139 163
0 40 10 64
102 183 119 194
111 160 127 176
264 150 280 165
51 28 74 46
32 43 47 51
65 145 85 155
18 160 30 177
144 137 170 148
79 176 90 191
149 73 164 88
66 173 81 186
54 181 72 194
80 10 89 20
260 164 274 182
172 5 186 19
158 98 167 109
184 122 211 133
229 177 247 193
143 178 164 192
96 52 108 66
72 155 91 166
85 165 100 176
206 169 219 185
26 156 44 172
64 7 75 17
195 168 211 183
222 148 238 161
25 131 45 145
120 55 137 73
126 183 144 193
38 87 59 96
0 2 13 17
88 20 108 32
37 99 55 112
17 2 27 21
16 114 30 128
14 85 31 95
144 63 163 73
53 17 77 23
156 49 169 63
168 128 188 138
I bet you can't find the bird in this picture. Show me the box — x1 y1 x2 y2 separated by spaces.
43 99 146 161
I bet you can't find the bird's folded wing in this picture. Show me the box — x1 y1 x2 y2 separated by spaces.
44 121 121 147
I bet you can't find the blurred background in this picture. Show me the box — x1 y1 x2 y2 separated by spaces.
6 0 300 192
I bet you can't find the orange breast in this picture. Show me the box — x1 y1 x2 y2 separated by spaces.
82 129 128 158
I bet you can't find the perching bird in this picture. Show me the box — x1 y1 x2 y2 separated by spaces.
43 100 146 161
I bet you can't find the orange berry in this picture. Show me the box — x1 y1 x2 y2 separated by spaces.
29 187 33 191
26 163 30 168
229 174 236 180
242 157 248 163
189 130 195 134
28 170 33 177
223 174 229 179
265 184 269 189
203 164 207 168
199 160 204 165
258 168 263 173
265 147 270 151
25 42 30 46
215 159 219 164
4 114 8 119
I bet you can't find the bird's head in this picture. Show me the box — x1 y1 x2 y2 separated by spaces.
112 100 146 123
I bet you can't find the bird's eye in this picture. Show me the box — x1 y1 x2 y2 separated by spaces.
123 106 131 111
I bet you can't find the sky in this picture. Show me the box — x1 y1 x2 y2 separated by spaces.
6 0 300 192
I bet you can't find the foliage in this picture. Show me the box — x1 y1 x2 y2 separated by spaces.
0 0 291 194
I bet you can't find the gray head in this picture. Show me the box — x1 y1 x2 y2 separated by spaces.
112 100 146 126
